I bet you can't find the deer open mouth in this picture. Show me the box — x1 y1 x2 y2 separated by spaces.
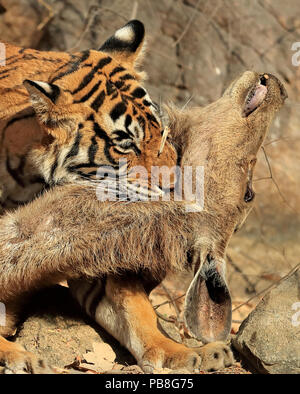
184 257 232 343
242 74 268 117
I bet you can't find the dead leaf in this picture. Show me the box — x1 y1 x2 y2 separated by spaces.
83 342 116 371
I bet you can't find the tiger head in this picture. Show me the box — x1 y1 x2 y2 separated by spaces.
23 20 177 198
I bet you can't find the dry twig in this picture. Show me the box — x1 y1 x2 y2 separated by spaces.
172 0 201 47
232 262 300 312
161 283 181 319
261 146 296 212
154 294 185 310
130 1 138 20
155 310 177 323
37 0 54 31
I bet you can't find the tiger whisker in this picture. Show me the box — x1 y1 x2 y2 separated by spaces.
181 95 193 110
158 126 170 157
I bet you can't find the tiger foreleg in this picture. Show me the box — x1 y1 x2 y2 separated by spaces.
69 275 234 373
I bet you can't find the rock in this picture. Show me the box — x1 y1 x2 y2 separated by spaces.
232 268 300 374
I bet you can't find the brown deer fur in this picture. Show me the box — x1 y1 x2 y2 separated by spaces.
0 71 286 373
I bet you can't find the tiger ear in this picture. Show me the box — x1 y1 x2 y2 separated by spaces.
99 20 145 68
23 80 73 140
23 80 62 111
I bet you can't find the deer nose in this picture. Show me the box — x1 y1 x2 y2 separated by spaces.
265 73 288 100
260 74 268 86
244 183 255 203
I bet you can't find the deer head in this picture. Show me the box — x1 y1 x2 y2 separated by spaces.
168 71 287 343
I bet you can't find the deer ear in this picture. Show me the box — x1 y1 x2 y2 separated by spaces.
100 20 145 68
184 257 232 343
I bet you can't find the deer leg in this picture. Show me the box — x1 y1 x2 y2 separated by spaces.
69 275 234 372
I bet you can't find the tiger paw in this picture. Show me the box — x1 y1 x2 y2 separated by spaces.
195 341 234 371
0 339 52 374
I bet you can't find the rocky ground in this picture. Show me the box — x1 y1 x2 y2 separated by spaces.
0 0 299 374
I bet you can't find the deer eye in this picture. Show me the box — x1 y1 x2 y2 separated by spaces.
244 183 255 202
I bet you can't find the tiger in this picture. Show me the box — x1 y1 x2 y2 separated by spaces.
0 19 177 212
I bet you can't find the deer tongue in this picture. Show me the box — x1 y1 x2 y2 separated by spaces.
243 82 267 117
184 257 232 343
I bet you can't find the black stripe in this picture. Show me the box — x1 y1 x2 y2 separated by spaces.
63 131 82 163
72 57 112 95
68 162 99 170
120 85 131 92
88 136 98 163
89 277 107 318
114 80 124 89
22 54 63 65
6 53 23 62
50 62 69 79
124 114 136 138
146 112 159 126
0 66 18 75
113 144 141 156
106 80 115 96
113 129 131 140
50 157 58 181
131 87 146 98
74 80 101 103
94 122 110 141
120 73 135 81
110 102 127 121
51 51 91 83
91 90 105 112
109 66 125 77
6 57 24 67
137 115 146 132
93 121 117 165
